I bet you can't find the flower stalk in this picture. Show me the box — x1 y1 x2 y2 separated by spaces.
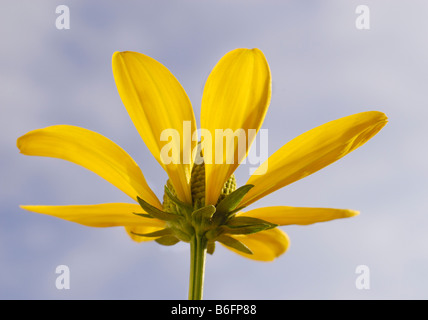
188 233 207 300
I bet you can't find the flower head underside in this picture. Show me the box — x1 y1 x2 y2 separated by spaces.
17 48 388 263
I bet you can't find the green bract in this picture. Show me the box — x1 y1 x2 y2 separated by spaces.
134 159 277 255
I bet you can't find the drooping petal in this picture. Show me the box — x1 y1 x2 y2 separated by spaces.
20 203 165 228
220 228 289 262
17 125 161 207
112 51 197 204
240 111 388 207
237 206 359 226
201 48 271 205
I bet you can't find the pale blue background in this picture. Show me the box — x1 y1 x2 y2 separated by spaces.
1 1 427 299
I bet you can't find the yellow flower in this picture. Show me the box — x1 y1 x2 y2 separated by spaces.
17 48 387 266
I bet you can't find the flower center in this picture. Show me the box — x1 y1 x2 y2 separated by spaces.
163 160 237 213
134 155 276 255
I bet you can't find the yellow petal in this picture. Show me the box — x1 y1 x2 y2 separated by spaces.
241 111 388 207
201 48 271 205
237 206 359 226
221 228 289 262
17 125 161 208
112 51 197 204
20 203 165 228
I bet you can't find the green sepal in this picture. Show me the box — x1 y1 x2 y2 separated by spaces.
172 228 192 242
221 225 273 235
164 185 193 215
227 216 277 227
191 205 216 229
205 227 223 240
222 216 278 235
137 196 180 221
216 184 254 213
212 184 254 225
155 235 180 246
207 241 215 255
217 235 253 255
132 212 154 219
130 228 172 238
225 206 247 216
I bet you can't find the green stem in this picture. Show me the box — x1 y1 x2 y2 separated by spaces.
188 233 207 300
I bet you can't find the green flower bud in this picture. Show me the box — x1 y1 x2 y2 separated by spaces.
163 158 237 212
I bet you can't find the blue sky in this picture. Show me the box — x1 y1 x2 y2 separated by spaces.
1 0 428 299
